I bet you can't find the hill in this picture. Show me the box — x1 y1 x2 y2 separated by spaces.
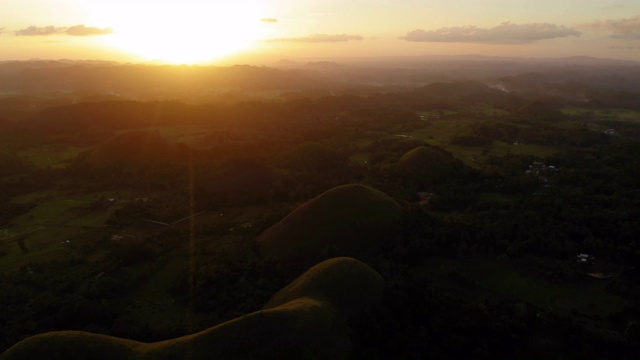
396 146 466 188
273 142 349 174
88 130 179 166
265 257 384 318
199 157 275 204
0 257 383 360
258 184 403 260
23 101 206 134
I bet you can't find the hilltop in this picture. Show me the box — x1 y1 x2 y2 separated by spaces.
258 184 403 260
1 257 383 360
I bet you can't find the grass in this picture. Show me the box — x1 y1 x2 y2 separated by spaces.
492 141 556 158
477 192 516 204
259 184 403 260
18 145 85 168
349 152 370 164
1 257 382 360
10 190 63 205
265 257 384 317
410 119 476 146
125 254 192 330
420 255 625 319
561 107 640 122
147 125 211 148
0 191 125 272
405 119 558 167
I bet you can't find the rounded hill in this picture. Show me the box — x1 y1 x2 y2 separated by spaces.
258 184 403 260
274 142 349 173
396 146 466 188
1 257 383 360
88 130 178 165
265 257 384 318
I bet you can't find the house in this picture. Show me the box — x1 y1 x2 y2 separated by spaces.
526 161 558 183
577 253 594 263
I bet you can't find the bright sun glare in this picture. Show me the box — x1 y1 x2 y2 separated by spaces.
90 1 267 64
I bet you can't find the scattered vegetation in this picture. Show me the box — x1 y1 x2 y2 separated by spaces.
2 59 640 358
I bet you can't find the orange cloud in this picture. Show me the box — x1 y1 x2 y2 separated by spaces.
401 22 581 44
66 25 113 36
268 34 363 43
585 15 640 39
15 24 112 36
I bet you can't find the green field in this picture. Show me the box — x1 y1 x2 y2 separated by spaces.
18 144 86 168
561 107 640 122
0 191 126 272
408 119 556 167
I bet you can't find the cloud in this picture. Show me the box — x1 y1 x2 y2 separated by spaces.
268 33 363 43
401 22 581 44
585 15 640 39
261 18 278 23
66 25 113 36
15 24 112 36
609 46 640 50
600 2 625 10
15 25 63 36
0 27 6 34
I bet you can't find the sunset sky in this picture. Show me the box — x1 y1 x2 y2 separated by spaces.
2 0 640 64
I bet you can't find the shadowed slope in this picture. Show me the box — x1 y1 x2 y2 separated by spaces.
396 146 466 189
1 257 383 360
258 184 403 260
273 142 349 173
199 157 275 205
88 130 178 166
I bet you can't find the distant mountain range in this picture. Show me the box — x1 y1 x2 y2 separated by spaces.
1 56 639 111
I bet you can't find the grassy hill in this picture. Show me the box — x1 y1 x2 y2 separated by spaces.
258 184 403 260
396 145 467 188
1 257 383 360
265 257 385 319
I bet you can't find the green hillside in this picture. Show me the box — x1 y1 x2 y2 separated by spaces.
258 184 403 260
397 146 465 184
1 257 383 360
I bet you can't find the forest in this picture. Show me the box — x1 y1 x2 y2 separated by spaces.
1 58 640 359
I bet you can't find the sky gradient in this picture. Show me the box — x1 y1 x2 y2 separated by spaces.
2 0 640 64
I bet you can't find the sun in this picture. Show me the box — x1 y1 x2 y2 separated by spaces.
90 1 267 64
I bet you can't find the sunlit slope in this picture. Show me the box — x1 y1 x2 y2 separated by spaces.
258 184 403 260
265 257 384 319
88 130 178 165
1 257 383 360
